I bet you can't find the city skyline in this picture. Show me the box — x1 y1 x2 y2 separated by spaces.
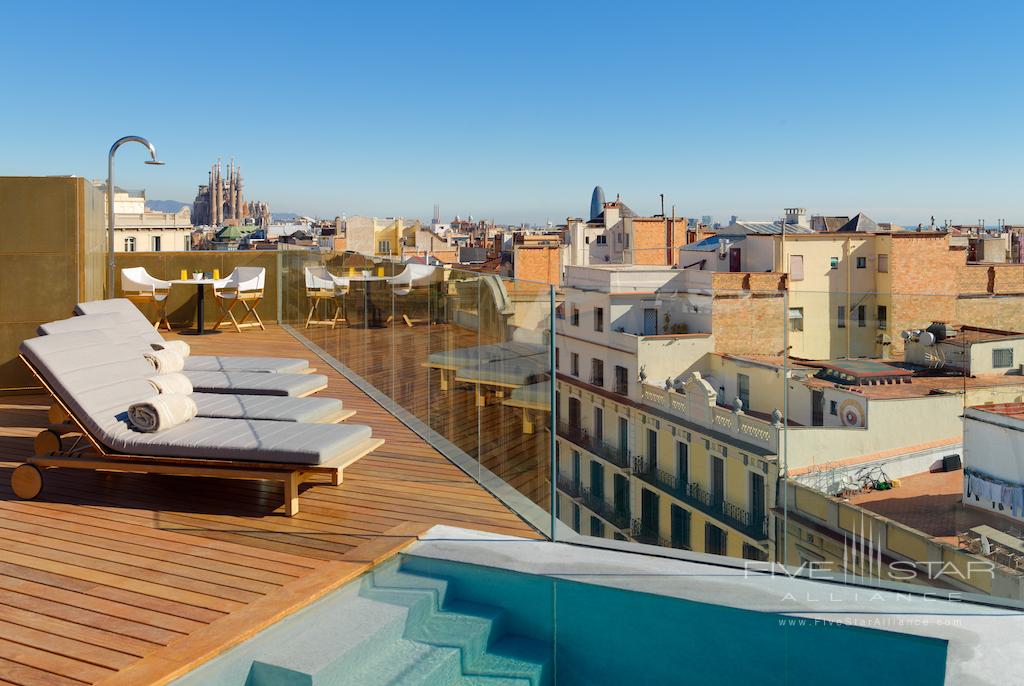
2 1 1023 225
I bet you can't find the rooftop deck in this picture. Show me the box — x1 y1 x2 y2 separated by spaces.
0 325 540 685
849 468 1020 545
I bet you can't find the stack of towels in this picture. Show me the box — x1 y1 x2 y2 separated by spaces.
128 348 198 432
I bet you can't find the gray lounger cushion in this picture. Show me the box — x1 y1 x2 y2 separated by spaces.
20 331 370 465
67 302 310 373
184 371 327 397
41 315 322 395
191 393 343 423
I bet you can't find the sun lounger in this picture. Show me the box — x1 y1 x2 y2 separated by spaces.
39 314 328 397
72 299 311 374
15 331 384 515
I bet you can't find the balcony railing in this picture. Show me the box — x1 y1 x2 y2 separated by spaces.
581 487 630 530
556 474 581 499
630 518 661 546
556 421 631 468
632 457 768 541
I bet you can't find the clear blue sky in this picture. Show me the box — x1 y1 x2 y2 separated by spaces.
2 1 1022 225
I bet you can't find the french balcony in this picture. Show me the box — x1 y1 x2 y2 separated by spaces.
580 487 630 530
557 473 581 499
556 421 631 469
632 457 768 541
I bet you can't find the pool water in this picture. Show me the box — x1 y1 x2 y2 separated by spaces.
173 553 948 685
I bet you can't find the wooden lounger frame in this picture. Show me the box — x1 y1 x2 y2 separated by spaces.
14 356 383 516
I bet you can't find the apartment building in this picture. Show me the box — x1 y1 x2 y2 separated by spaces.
681 218 1024 360
106 187 193 252
553 263 1024 568
564 196 688 270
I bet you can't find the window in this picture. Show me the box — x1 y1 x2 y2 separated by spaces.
647 428 658 469
877 305 888 330
585 236 590 244
788 307 804 332
123 236 136 252
789 255 804 281
377 239 391 254
572 503 581 533
705 523 727 555
993 348 1015 369
590 358 604 387
590 516 604 538
555 303 565 320
151 235 162 252
737 373 750 410
593 406 604 442
570 353 579 377
857 305 866 328
183 234 192 251
555 347 559 370
676 441 689 486
616 232 622 244
624 234 630 248
743 544 768 561
856 256 866 269
590 460 604 500
878 254 889 273
594 307 604 332
595 235 607 245
837 305 846 328
570 305 579 326
614 365 628 395
829 257 839 269
830 400 838 416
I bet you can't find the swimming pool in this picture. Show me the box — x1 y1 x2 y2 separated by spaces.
173 541 948 685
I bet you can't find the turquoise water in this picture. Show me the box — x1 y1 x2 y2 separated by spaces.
173 553 948 685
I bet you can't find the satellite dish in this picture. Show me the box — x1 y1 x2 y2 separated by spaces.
918 331 936 346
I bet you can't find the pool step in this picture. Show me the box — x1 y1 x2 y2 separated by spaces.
247 564 549 686
362 567 550 686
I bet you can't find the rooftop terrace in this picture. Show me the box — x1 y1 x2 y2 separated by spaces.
0 325 540 685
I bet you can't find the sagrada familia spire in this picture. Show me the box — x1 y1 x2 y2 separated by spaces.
192 159 271 228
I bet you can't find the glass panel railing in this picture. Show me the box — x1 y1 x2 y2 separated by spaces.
280 250 555 537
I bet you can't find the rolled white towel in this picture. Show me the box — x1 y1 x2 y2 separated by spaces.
143 348 185 374
159 340 191 358
146 373 193 395
128 393 198 433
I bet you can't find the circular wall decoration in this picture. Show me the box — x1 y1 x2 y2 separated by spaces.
839 399 865 427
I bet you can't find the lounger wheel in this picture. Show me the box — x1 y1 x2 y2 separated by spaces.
11 464 43 500
34 430 61 456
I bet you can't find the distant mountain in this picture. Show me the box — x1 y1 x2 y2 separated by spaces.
273 212 300 221
147 200 191 213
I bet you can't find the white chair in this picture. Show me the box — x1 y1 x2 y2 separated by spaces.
120 267 172 331
387 263 441 326
304 266 349 329
212 267 266 332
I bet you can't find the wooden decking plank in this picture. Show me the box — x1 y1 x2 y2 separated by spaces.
0 322 541 683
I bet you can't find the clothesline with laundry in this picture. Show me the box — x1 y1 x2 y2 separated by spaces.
965 468 1024 519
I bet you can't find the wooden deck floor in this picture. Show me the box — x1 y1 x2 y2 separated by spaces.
0 325 541 686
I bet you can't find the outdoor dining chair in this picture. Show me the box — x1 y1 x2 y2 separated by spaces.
304 266 349 328
212 266 266 332
120 267 172 331
387 263 442 326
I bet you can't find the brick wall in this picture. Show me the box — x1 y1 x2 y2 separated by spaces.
514 244 561 286
711 294 787 356
886 235 1024 352
630 218 687 265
